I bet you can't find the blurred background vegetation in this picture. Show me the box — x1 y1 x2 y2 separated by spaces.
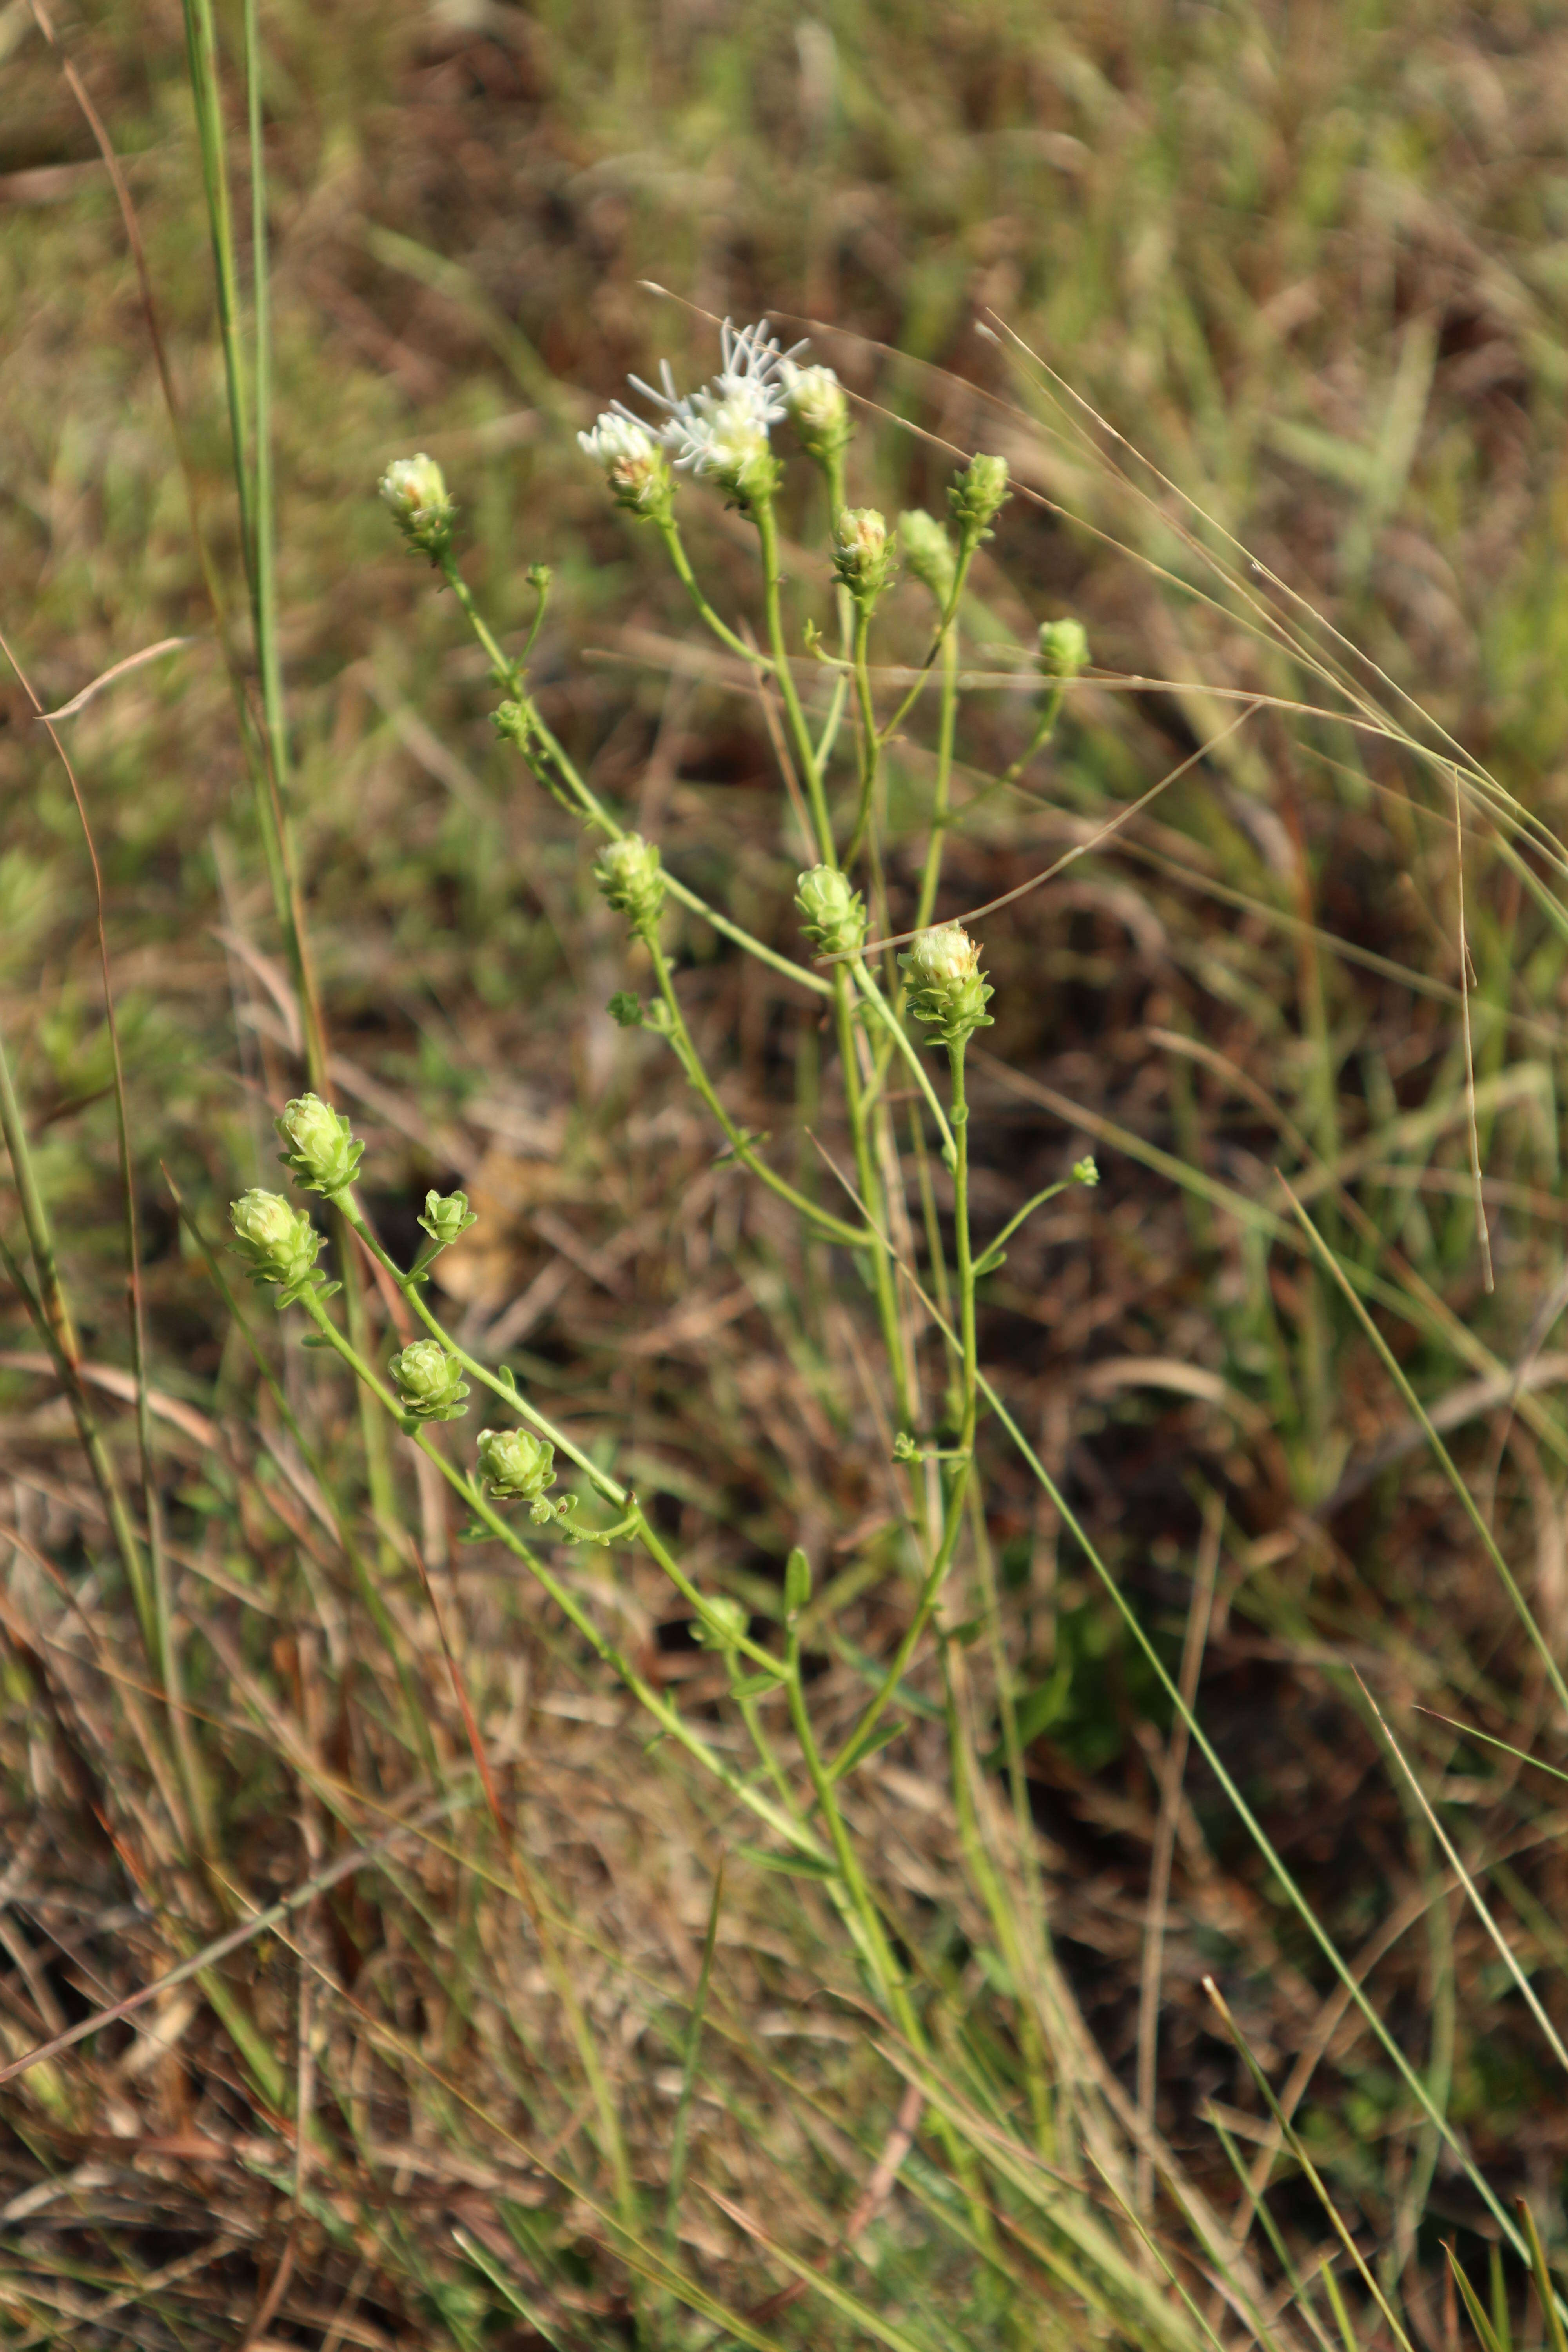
4 0 1568 2344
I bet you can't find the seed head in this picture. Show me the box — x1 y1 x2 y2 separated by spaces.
796 864 866 958
275 1093 363 1196
378 453 454 558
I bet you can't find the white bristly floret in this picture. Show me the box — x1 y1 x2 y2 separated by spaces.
627 318 806 479
577 410 668 508
578 411 657 472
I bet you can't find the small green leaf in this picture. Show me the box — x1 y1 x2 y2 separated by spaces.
832 1715 909 1779
738 1843 838 1881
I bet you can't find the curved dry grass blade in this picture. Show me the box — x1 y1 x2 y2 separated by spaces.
36 635 200 720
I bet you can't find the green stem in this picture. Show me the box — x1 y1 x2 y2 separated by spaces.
848 959 955 1161
832 969 917 1437
439 565 831 1001
0 1027 155 1663
784 1619 918 2013
1002 684 1065 785
332 1190 790 1681
645 941 870 1248
876 541 978 750
755 494 835 862
655 516 773 666
292 1284 827 1862
842 605 880 870
439 556 519 688
915 626 960 933
830 1036 976 1772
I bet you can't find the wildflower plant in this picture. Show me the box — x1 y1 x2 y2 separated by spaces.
212 315 1228 2335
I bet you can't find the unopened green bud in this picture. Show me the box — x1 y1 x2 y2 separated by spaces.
418 1189 477 1249
389 1339 469 1422
898 508 957 609
275 1093 362 1196
379 453 455 558
947 452 1010 544
1038 617 1089 680
1073 1155 1100 1187
898 922 994 1047
492 699 536 753
577 413 674 519
608 991 644 1029
694 1593 749 1652
781 361 852 466
230 1188 323 1293
784 1546 812 1617
594 832 665 933
477 1425 558 1519
796 864 866 958
832 506 895 607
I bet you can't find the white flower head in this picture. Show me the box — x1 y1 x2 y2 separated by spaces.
578 410 671 515
626 319 806 503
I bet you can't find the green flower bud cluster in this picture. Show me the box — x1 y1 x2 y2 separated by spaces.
477 1426 559 1523
947 452 1011 546
795 864 866 958
418 1189 478 1249
898 508 957 609
693 1594 750 1652
832 506 895 608
389 1339 469 1423
782 362 853 468
275 1093 363 1196
379 453 455 559
492 699 537 753
230 1188 327 1303
1038 617 1089 680
898 922 994 1048
594 833 666 934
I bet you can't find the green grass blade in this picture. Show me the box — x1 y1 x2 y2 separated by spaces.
1281 1177 1568 1724
1517 2197 1568 2352
1357 1678 1568 2080
1448 2243 1507 2352
976 1360 1536 2270
663 1860 723 2271
1205 1980 1415 2352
